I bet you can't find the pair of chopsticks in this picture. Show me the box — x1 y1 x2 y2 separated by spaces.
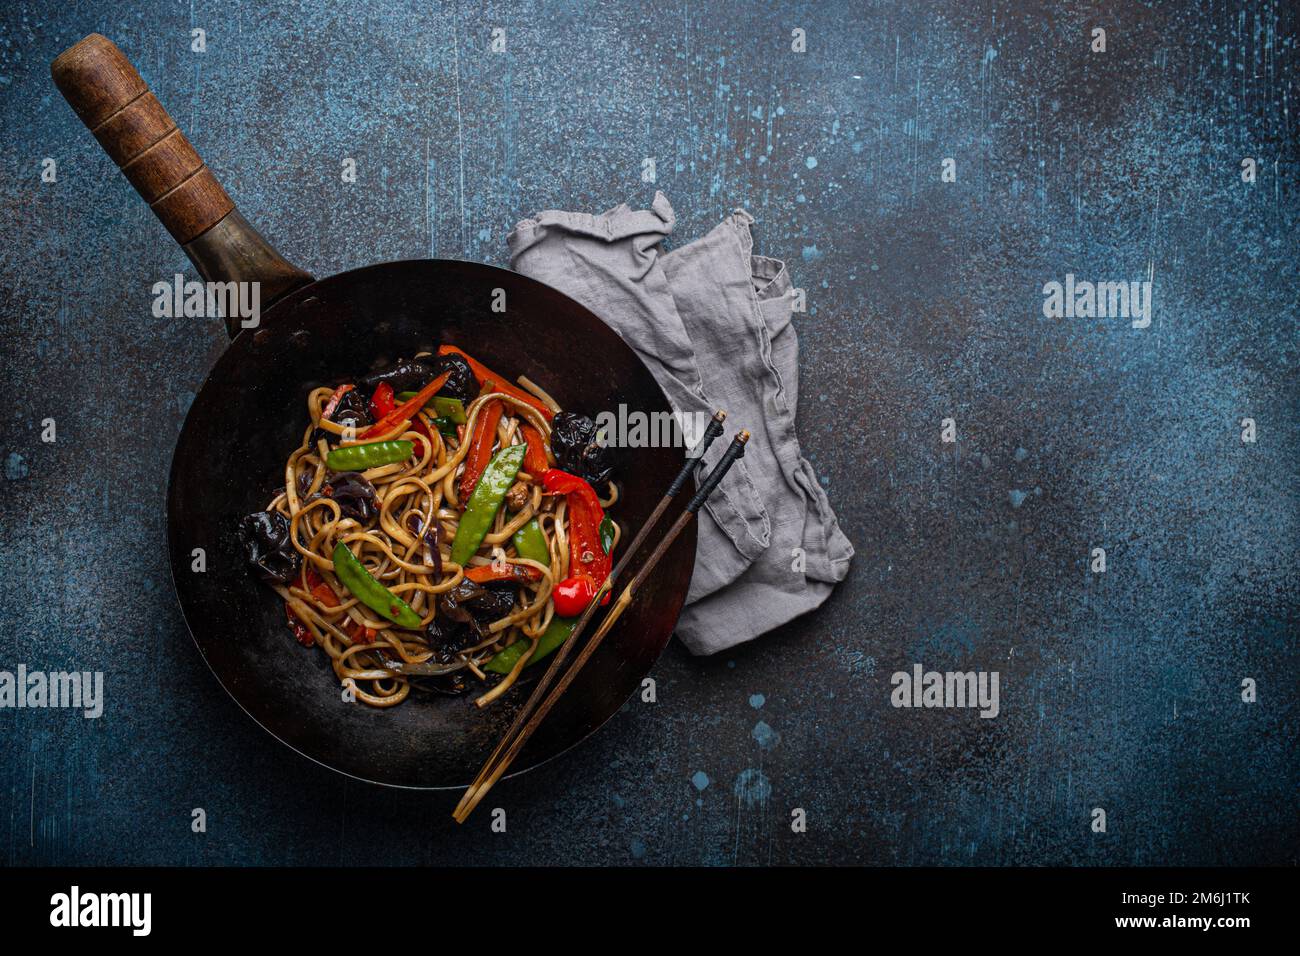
453 410 749 822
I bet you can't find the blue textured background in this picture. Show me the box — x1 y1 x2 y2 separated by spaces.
1 0 1296 865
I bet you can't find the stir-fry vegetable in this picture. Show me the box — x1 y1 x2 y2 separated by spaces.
459 385 503 499
360 371 450 440
395 391 462 448
512 518 550 565
322 472 378 521
325 439 413 471
521 424 549 475
320 383 355 420
552 574 599 616
238 511 301 584
312 384 371 443
425 578 516 664
550 411 614 484
548 513 617 614
301 566 378 644
428 416 457 437
368 381 396 420
541 468 612 612
485 616 576 674
437 345 555 421
397 391 468 424
406 415 431 459
332 541 423 629
449 444 526 567
433 396 467 424
464 563 543 585
430 352 478 402
358 357 441 395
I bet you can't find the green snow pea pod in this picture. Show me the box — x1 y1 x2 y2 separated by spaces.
325 440 413 472
485 616 576 674
331 541 423 629
428 416 458 438
449 444 525 567
432 396 468 424
512 518 550 565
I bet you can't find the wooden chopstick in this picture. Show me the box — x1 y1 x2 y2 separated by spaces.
454 428 751 822
452 410 728 819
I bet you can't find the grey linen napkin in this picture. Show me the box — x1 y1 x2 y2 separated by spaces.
508 192 854 654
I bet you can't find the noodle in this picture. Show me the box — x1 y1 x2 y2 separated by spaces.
252 364 617 709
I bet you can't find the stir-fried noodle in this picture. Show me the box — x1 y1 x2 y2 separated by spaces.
241 349 619 709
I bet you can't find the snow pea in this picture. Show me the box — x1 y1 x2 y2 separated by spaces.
331 541 423 629
484 616 575 674
449 444 525 566
512 518 549 565
427 416 458 438
397 391 467 424
433 397 467 424
326 440 413 472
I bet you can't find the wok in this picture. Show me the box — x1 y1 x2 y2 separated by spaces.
52 35 695 788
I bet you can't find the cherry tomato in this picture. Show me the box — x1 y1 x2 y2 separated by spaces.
552 574 598 616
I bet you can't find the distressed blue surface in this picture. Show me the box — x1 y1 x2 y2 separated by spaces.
0 0 1296 865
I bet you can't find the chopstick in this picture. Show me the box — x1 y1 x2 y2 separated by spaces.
454 428 751 822
451 410 727 817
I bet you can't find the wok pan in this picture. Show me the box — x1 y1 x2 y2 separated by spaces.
52 35 696 788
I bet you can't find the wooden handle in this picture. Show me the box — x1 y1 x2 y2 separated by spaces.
51 34 234 245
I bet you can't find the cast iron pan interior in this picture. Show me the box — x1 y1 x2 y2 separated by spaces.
167 259 696 788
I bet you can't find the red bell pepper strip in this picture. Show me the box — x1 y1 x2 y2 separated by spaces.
359 371 451 440
368 382 395 420
464 563 543 585
540 468 611 606
437 345 554 421
521 425 549 475
459 385 503 499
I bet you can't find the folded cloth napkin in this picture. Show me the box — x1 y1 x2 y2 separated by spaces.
508 192 853 654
